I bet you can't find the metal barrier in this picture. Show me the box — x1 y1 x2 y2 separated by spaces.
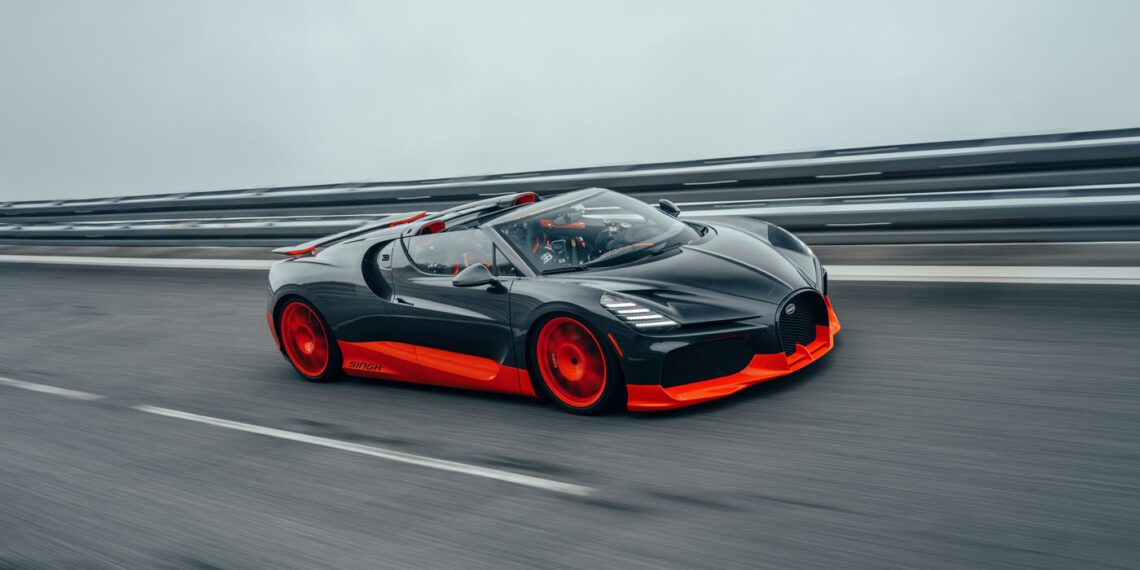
3 128 1139 245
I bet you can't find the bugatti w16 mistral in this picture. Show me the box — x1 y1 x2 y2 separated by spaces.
267 188 839 413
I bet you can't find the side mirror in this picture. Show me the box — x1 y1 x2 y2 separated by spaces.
659 199 681 217
452 264 500 288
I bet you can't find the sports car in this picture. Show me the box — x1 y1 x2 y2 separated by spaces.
267 187 839 413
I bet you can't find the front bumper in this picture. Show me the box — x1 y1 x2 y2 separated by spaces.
626 296 840 411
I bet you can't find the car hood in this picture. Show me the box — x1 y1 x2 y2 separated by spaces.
548 223 821 324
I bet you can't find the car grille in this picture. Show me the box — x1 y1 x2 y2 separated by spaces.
661 337 753 388
778 291 825 355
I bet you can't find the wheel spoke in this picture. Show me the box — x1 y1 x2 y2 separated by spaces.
536 317 608 408
547 326 569 348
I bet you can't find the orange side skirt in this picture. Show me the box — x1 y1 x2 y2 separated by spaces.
338 340 532 396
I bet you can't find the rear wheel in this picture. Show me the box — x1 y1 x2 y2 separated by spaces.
532 315 621 414
278 300 342 382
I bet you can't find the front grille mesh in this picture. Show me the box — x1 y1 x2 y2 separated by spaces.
658 291 828 387
661 337 753 388
778 291 824 355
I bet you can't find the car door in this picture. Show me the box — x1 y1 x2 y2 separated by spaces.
384 227 524 393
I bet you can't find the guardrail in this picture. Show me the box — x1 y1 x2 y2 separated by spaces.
3 128 1140 245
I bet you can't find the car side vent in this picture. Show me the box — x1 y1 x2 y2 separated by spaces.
661 337 753 388
362 240 395 300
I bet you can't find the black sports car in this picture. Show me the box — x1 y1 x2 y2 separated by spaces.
267 187 839 413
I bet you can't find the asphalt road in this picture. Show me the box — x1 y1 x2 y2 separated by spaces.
0 264 1138 569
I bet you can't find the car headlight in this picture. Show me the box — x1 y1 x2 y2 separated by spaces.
600 293 679 331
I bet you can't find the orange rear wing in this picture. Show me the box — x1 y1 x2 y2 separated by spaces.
271 211 427 256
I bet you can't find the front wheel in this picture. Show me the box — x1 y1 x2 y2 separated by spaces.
531 315 622 414
278 300 343 382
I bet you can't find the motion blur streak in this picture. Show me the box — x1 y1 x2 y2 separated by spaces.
826 265 1140 285
4 253 1140 285
0 254 273 270
134 405 593 497
0 376 103 400
1 263 1138 567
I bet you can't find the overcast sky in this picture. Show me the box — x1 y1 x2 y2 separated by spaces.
2 0 1139 201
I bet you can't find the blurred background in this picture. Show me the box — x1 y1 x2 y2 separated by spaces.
3 0 1140 199
1 1 1139 568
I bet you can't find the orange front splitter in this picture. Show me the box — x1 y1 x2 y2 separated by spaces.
627 297 840 411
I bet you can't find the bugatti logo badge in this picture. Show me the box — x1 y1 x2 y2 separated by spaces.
785 303 796 315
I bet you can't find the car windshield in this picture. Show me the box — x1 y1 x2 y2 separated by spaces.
491 189 700 274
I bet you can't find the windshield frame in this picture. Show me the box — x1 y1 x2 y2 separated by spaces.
487 188 700 275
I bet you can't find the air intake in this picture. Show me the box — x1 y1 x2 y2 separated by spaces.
777 291 826 355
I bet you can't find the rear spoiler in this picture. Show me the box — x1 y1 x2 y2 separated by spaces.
271 211 427 256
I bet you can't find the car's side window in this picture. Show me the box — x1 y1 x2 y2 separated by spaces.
403 229 493 276
493 246 521 277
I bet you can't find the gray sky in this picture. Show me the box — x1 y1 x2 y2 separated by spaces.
2 0 1139 201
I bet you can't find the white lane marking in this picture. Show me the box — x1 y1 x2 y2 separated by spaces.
2 255 1138 284
818 240 1140 247
682 179 739 186
815 171 882 179
702 157 756 165
64 212 400 224
0 376 103 400
938 160 1016 169
827 265 1140 285
675 181 1140 208
835 146 899 155
133 405 594 497
686 190 1140 217
0 255 274 270
842 196 906 203
0 376 591 495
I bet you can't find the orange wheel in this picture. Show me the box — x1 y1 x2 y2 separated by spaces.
279 301 340 381
534 316 616 412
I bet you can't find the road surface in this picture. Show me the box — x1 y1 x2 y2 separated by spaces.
0 264 1137 568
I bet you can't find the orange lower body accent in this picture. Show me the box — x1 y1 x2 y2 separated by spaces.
267 310 281 350
517 369 538 398
338 340 532 396
627 296 841 412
